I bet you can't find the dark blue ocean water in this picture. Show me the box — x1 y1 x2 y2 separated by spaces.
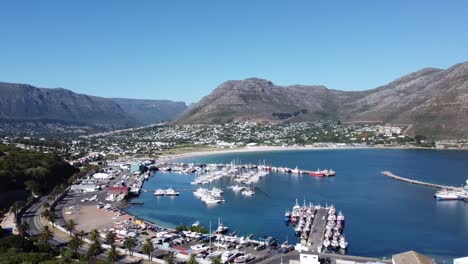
126 149 468 262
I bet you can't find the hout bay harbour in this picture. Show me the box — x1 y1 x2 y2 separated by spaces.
125 149 468 263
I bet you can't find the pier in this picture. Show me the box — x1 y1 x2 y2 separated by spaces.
305 208 327 252
381 171 462 191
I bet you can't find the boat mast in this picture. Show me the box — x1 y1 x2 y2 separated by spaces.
209 220 212 254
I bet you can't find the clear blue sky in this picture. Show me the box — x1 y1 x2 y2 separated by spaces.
1 0 467 103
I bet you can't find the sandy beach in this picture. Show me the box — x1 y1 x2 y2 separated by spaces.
157 144 430 162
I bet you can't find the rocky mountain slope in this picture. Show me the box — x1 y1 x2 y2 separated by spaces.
0 82 187 130
176 62 468 138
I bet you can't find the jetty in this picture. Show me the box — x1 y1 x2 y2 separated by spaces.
306 208 327 252
381 171 462 191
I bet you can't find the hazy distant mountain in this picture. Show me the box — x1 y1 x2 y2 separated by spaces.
111 98 187 124
0 82 187 131
176 62 468 139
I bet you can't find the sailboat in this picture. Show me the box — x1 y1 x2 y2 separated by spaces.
216 217 228 234
207 220 223 259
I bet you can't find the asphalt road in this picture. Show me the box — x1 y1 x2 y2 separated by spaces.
20 196 137 263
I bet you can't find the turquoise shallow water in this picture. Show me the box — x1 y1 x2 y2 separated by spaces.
126 149 468 262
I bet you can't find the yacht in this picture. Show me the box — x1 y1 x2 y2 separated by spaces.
331 239 339 249
241 188 255 196
291 167 300 174
216 218 229 234
230 185 245 192
153 189 165 196
434 190 459 200
165 188 180 196
204 196 224 204
339 237 348 249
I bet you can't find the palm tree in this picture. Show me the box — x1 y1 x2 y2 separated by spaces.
187 254 198 264
107 245 119 263
40 225 53 243
123 236 136 256
69 233 84 257
11 201 24 222
211 257 222 264
105 230 116 245
47 213 56 228
41 208 51 219
65 219 76 236
142 238 154 260
89 228 100 242
78 230 85 239
17 221 30 238
164 251 175 264
87 241 103 260
43 201 50 208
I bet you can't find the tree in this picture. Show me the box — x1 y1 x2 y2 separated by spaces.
78 230 85 239
89 229 100 242
123 236 136 256
40 225 53 243
41 208 51 220
211 257 222 264
105 230 116 245
69 233 84 257
65 219 76 236
142 238 154 261
107 245 120 263
47 213 56 228
164 251 175 264
87 241 103 260
17 221 30 238
187 254 198 264
11 201 25 222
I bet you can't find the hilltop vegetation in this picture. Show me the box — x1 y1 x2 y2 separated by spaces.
0 144 77 209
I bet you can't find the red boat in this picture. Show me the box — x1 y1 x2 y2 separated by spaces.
309 170 325 177
309 169 336 177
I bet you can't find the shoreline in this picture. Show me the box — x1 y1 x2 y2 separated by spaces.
158 144 465 162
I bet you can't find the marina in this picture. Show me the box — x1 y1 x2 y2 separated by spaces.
48 148 468 264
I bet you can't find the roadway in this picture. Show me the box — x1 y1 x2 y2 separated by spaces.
20 195 138 263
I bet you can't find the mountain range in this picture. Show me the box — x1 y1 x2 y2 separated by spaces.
176 62 468 139
0 82 187 130
1 61 467 138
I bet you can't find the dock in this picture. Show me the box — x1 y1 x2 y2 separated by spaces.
382 171 462 191
305 208 327 252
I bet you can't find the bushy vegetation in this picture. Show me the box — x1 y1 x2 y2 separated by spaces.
175 224 209 234
0 144 78 208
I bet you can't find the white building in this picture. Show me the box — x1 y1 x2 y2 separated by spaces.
70 184 97 193
92 172 111 179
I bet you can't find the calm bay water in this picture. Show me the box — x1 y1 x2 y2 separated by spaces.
126 149 468 262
